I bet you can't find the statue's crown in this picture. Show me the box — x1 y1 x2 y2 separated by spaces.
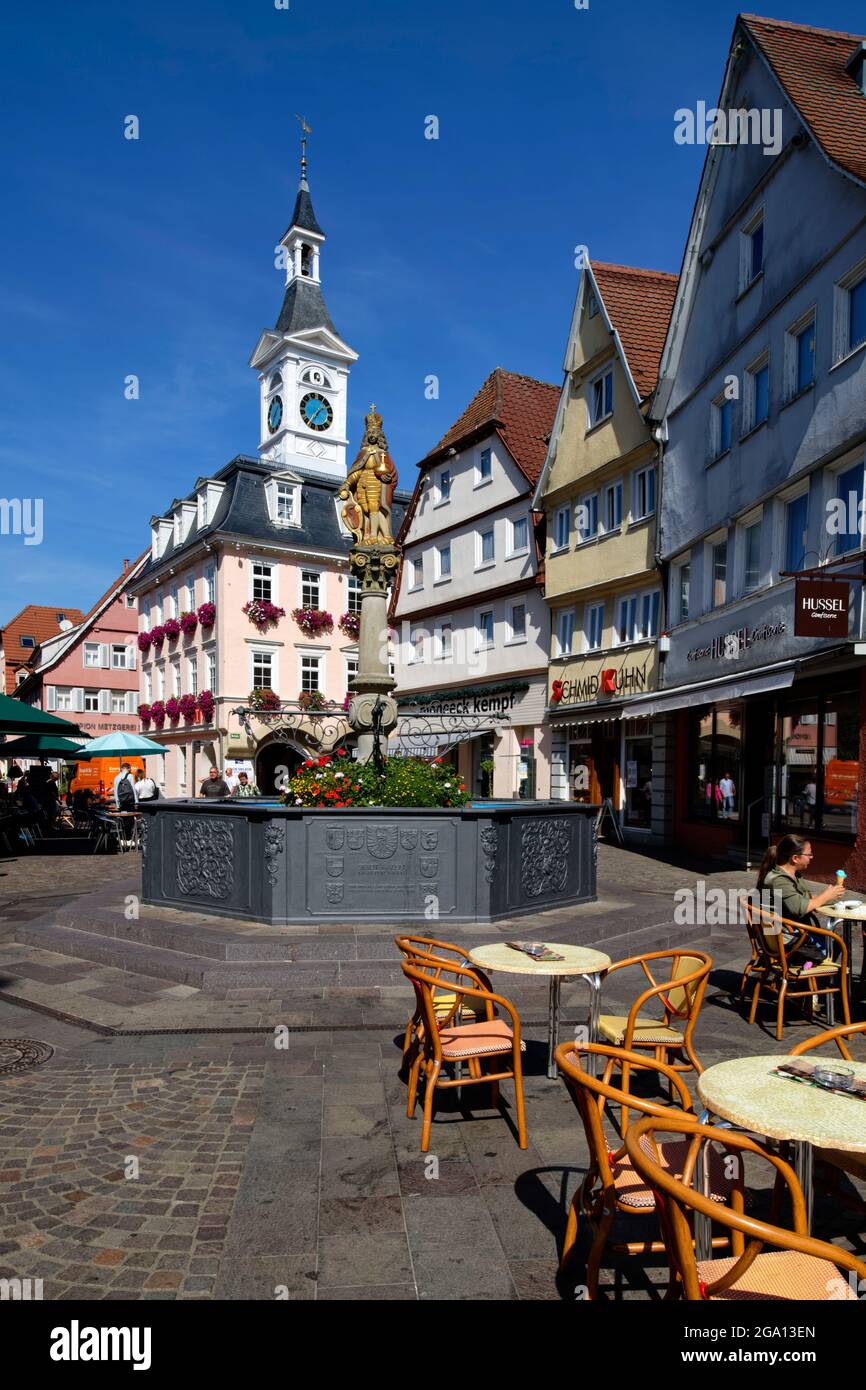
365 403 383 434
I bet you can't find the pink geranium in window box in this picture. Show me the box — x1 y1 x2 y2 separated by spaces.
137 631 152 653
292 607 334 638
150 625 166 649
198 602 216 629
243 599 286 631
179 693 198 722
149 700 166 728
338 611 360 640
198 689 215 721
165 696 181 723
163 618 181 641
179 611 198 637
138 703 152 725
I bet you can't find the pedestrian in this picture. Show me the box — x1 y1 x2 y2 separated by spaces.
231 771 261 798
199 766 230 799
135 768 159 802
718 771 736 818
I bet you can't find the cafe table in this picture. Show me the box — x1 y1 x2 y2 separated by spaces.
815 901 865 1008
698 1053 866 1233
467 941 611 1079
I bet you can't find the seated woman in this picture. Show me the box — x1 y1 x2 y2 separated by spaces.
756 835 845 958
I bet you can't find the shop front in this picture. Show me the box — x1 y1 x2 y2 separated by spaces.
547 645 659 835
628 584 863 874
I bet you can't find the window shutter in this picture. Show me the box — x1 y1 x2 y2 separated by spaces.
99 689 110 713
126 646 136 670
100 644 110 668
46 685 57 711
126 690 137 715
72 687 85 712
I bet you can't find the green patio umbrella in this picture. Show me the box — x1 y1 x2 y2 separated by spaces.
0 734 91 760
71 732 167 758
0 693 85 738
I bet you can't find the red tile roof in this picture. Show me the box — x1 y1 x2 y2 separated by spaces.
421 368 559 485
0 605 85 694
591 263 679 399
742 14 866 186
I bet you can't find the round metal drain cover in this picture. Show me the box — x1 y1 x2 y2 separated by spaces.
0 1039 54 1075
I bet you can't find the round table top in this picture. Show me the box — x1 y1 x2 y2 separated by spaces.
698 1054 866 1154
815 900 866 922
467 941 611 978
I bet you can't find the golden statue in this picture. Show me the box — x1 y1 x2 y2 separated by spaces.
340 404 398 545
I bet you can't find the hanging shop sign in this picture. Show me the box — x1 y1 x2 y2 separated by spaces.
794 577 850 638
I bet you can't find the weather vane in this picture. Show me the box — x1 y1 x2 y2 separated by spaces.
295 114 311 181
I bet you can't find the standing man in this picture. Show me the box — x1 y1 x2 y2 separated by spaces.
718 771 736 819
199 766 230 799
231 771 261 798
113 762 137 845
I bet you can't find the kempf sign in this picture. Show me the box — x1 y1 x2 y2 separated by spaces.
794 577 849 637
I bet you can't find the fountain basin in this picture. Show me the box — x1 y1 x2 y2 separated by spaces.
139 799 598 924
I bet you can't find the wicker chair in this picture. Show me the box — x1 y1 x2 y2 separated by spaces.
556 1042 738 1299
625 1113 866 1300
400 958 527 1153
596 949 711 1077
742 901 850 1041
394 934 492 1068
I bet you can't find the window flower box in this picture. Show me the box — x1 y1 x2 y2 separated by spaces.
292 607 334 638
179 693 198 722
198 689 215 721
138 703 152 725
198 602 216 629
249 687 281 711
149 700 166 728
243 600 286 631
298 689 328 712
338 611 360 641
163 619 181 641
150 625 166 650
137 632 152 653
179 611 198 637
165 696 181 724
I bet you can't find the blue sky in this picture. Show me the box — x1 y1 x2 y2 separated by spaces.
2 0 864 617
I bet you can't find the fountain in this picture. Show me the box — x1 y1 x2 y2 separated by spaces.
139 408 598 924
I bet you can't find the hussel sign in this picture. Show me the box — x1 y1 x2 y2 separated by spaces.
794 577 850 638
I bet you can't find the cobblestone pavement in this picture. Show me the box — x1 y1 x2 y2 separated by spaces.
0 842 863 1300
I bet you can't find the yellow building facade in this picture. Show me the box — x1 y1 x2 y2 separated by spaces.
533 261 677 835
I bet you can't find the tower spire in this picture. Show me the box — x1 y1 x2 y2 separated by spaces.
296 113 311 190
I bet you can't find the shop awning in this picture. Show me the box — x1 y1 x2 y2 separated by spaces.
549 705 623 727
622 663 797 719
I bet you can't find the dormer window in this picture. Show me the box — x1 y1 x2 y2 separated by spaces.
195 479 226 529
264 474 302 529
173 501 196 548
151 517 173 560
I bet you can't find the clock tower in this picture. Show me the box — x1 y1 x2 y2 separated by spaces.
250 125 357 481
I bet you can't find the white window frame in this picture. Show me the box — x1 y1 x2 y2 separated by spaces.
705 529 729 611
188 655 198 697
250 559 276 604
435 622 453 661
178 746 187 791
156 665 165 700
299 652 322 694
476 527 495 570
475 448 493 488
111 644 127 670
584 601 605 652
601 479 623 535
299 568 322 609
736 508 764 596
832 255 866 365
554 607 576 658
250 646 277 692
410 628 426 664
508 515 529 556
506 602 527 645
673 559 691 623
616 589 660 645
344 653 359 690
435 469 452 505
205 564 216 604
408 555 424 591
587 367 614 428
575 492 599 544
206 650 217 692
779 482 810 576
170 658 181 697
824 454 866 559
738 207 764 293
83 642 100 668
743 350 770 434
272 479 300 528
434 543 451 583
144 671 153 703
784 308 817 401
475 608 495 650
552 504 571 553
83 690 100 713
631 466 656 522
710 391 734 460
111 691 127 715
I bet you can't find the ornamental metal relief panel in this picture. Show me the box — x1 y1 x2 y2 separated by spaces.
307 819 457 916
520 818 571 898
479 827 498 885
264 823 286 887
175 816 234 900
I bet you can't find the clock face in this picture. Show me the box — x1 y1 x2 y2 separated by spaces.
267 395 283 433
300 391 333 432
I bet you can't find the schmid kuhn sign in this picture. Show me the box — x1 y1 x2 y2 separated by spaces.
551 654 653 706
794 577 850 638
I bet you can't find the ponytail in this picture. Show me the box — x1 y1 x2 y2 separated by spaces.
757 834 810 891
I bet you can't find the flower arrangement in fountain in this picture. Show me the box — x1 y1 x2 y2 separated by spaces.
243 599 286 630
164 696 181 723
137 632 152 653
149 700 166 728
292 607 334 638
178 693 198 722
198 689 215 721
297 688 328 712
249 687 281 711
284 752 467 809
179 611 198 637
338 610 360 641
197 601 216 629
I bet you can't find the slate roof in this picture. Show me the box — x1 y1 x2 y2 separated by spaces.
0 605 85 693
283 181 324 239
135 457 410 586
592 263 679 400
743 14 866 187
420 369 559 486
275 278 338 336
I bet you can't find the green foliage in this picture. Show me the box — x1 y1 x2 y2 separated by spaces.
284 753 468 809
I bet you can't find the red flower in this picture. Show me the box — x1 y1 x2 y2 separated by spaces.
337 748 348 757
317 756 330 767
303 760 314 769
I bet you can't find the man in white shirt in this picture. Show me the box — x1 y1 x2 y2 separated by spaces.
718 772 735 818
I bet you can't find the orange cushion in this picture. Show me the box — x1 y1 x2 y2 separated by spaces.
697 1250 855 1300
438 1018 524 1059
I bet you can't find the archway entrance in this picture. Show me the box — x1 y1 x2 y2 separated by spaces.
255 741 305 796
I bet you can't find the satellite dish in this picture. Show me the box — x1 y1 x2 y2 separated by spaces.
58 620 73 631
